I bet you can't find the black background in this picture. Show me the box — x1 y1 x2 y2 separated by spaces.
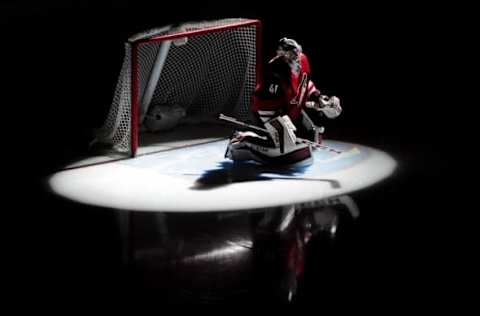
2 1 455 173
2 0 462 307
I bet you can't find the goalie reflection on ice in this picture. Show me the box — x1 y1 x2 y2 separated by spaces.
129 195 359 303
224 37 342 166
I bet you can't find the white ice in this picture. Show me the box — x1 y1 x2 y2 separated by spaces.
47 139 396 212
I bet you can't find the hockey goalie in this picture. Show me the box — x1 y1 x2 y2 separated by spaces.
223 37 342 166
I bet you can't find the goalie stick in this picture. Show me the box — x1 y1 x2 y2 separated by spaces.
219 114 342 154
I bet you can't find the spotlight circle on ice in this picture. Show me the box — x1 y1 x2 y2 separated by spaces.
47 139 396 213
49 18 397 213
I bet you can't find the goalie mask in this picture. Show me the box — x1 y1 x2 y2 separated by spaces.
276 37 302 73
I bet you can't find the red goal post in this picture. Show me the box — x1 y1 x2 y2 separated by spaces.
94 18 262 157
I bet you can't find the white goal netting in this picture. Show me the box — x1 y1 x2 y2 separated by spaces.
95 18 261 156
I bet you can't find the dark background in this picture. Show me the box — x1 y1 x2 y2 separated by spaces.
2 0 462 307
2 1 455 173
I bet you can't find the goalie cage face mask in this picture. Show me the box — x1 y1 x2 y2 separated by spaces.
276 37 303 74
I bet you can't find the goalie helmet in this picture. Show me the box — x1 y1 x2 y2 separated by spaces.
276 37 303 73
143 104 186 132
277 37 302 56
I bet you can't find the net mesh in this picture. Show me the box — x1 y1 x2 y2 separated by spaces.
96 18 260 155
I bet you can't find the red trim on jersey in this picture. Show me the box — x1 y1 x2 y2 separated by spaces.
307 80 317 95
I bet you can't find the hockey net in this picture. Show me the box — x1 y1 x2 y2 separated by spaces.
95 18 261 156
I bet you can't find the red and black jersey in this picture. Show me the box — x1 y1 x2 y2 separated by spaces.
252 52 319 123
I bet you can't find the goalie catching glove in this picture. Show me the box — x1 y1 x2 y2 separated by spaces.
305 94 342 119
